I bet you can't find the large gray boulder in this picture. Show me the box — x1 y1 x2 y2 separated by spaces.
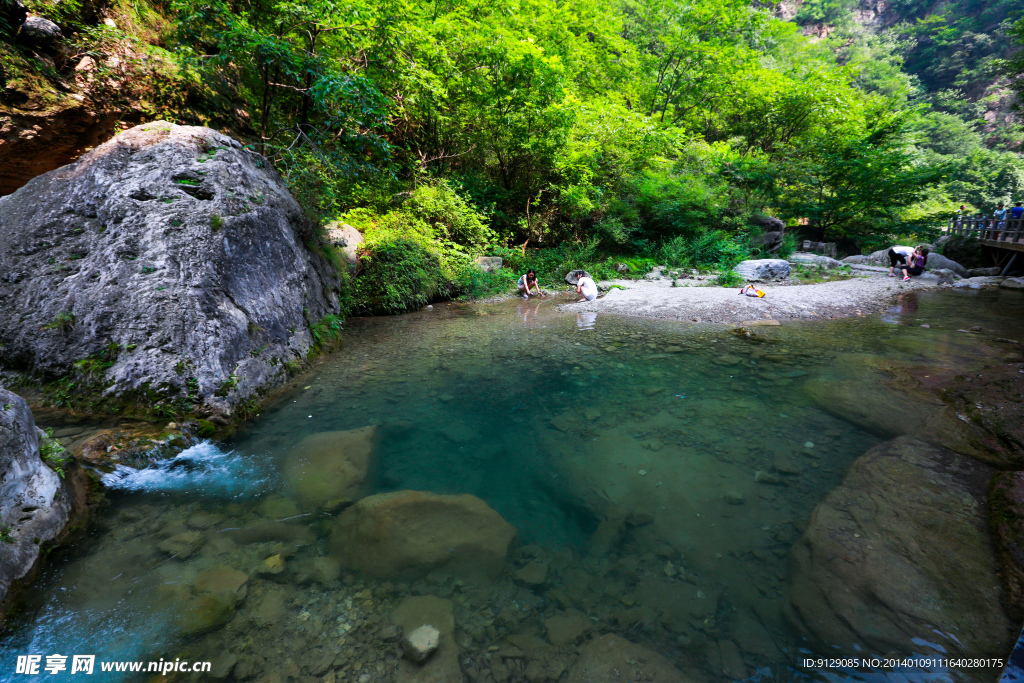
924 252 968 277
864 248 968 277
19 15 60 44
733 258 791 281
0 389 72 603
789 252 842 268
0 122 342 418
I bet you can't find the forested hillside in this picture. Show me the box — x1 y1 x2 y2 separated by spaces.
2 0 1023 310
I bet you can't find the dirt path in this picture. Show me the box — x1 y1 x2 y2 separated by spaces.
558 270 944 324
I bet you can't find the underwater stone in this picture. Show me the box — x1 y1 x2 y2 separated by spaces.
545 609 591 646
724 490 745 505
330 491 515 581
193 566 248 596
283 426 379 509
177 592 237 636
158 531 205 558
754 471 782 485
566 634 693 682
514 561 549 586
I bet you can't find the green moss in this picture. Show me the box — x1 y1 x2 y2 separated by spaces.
196 420 216 438
214 374 238 397
210 214 224 231
0 526 14 544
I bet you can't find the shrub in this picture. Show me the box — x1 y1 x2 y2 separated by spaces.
714 270 745 287
310 314 344 347
354 235 456 314
40 429 71 478
42 311 76 333
657 232 749 271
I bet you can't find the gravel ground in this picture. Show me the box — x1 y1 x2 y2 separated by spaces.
557 269 946 324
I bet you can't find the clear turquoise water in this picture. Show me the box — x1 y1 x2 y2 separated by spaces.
2 288 1023 682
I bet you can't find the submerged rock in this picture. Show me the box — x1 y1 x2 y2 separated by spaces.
0 122 342 417
803 377 943 438
283 426 379 508
566 633 693 682
177 592 238 636
989 471 1024 622
545 609 592 646
786 437 1015 656
329 491 516 581
391 596 460 682
0 389 74 607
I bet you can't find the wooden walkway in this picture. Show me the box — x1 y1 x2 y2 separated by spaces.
947 216 1024 253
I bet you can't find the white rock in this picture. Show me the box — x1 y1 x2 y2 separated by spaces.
402 624 440 663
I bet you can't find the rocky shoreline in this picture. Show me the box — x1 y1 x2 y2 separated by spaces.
562 267 1024 325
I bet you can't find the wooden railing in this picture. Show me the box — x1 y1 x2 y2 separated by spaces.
947 216 1024 244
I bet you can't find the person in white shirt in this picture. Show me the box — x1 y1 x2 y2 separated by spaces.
887 245 914 277
575 275 598 302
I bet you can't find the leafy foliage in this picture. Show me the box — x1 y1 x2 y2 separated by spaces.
40 428 71 479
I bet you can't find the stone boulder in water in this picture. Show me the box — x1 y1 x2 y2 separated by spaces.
566 634 693 682
802 376 944 437
0 389 73 605
786 436 1015 656
0 122 342 418
283 426 379 509
329 491 515 581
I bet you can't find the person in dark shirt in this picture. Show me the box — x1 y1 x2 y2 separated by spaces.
1011 202 1024 220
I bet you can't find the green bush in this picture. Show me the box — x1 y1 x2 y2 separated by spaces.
354 235 457 314
657 232 749 271
310 314 344 347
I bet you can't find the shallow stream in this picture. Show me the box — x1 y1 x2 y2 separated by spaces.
3 289 1024 682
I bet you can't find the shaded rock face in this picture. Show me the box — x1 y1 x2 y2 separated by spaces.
786 436 1014 656
566 633 692 682
0 122 341 416
733 258 791 281
990 471 1024 622
329 491 516 581
0 389 72 602
283 426 379 509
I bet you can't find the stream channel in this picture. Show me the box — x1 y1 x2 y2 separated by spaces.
2 288 1023 682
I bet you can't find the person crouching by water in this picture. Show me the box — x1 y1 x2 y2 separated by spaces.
887 245 914 277
518 269 543 299
900 246 929 281
575 274 598 302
